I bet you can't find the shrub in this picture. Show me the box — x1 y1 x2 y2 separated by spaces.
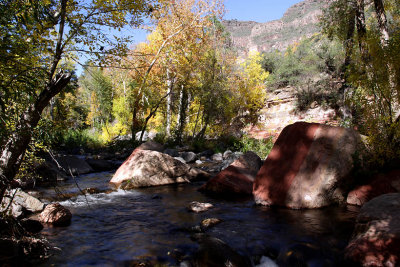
234 135 274 159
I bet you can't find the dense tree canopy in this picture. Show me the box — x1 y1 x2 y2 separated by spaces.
322 0 400 165
0 0 154 200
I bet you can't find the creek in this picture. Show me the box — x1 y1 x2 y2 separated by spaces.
36 171 359 266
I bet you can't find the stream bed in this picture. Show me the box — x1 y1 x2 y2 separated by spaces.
36 171 360 266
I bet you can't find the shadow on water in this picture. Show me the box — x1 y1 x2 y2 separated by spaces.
37 172 359 266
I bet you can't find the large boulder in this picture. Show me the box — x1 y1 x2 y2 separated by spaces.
36 161 67 183
345 193 400 266
253 122 363 209
56 155 93 176
85 158 117 172
347 170 400 206
136 140 165 152
200 151 262 195
0 189 44 218
39 203 72 226
110 142 208 188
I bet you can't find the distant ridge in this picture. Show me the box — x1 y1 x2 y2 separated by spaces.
223 0 329 56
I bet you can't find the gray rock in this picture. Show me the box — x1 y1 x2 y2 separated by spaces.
179 151 197 163
36 161 67 183
164 148 179 157
211 153 223 162
56 155 94 176
223 150 233 159
174 157 186 163
221 152 241 170
110 149 209 188
195 160 203 165
188 201 214 213
0 189 45 218
85 158 116 172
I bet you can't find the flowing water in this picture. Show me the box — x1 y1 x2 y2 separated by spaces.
36 172 360 266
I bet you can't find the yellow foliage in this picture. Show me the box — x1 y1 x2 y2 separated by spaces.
99 121 128 144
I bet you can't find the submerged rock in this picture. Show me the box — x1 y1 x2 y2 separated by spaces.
253 122 363 209
110 142 208 188
188 201 214 213
39 203 72 226
200 151 262 195
345 193 400 267
192 235 251 267
201 218 222 229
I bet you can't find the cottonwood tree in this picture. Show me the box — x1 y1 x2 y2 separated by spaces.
322 0 400 165
0 0 154 201
125 0 224 141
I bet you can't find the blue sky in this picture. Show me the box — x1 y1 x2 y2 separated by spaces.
128 0 304 45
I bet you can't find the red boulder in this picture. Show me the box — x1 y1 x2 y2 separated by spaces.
346 193 400 266
253 122 362 209
347 170 400 206
200 152 262 195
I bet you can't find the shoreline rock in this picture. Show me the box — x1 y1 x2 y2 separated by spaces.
39 203 72 226
200 151 262 195
253 122 363 209
110 141 209 188
345 193 400 266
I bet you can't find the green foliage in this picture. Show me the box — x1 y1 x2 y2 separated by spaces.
261 34 345 111
234 135 274 159
322 0 400 168
54 129 102 151
266 35 344 89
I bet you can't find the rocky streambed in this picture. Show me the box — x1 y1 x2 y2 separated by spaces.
34 171 359 266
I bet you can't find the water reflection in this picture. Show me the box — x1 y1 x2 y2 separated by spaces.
38 172 359 266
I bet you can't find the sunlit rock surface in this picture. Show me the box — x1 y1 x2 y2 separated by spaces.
110 142 208 188
253 121 362 209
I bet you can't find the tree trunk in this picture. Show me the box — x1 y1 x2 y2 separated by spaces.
0 72 71 201
166 68 175 137
0 0 70 202
355 0 369 62
373 0 397 101
176 85 188 144
344 2 356 72
139 92 171 142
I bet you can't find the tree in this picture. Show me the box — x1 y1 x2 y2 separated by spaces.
0 0 153 201
125 0 224 141
322 0 400 166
